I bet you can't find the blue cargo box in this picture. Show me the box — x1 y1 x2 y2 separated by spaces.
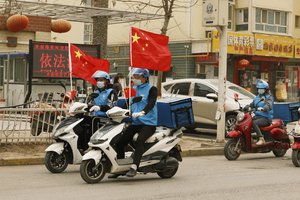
273 102 300 123
157 97 194 129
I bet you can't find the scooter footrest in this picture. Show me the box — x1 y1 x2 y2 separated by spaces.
116 158 133 165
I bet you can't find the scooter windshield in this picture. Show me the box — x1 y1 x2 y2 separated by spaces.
56 117 78 130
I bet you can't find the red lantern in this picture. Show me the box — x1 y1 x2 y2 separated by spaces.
6 14 29 32
51 19 71 33
238 59 250 67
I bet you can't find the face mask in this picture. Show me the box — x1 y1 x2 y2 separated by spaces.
133 79 142 86
97 81 105 89
258 89 265 95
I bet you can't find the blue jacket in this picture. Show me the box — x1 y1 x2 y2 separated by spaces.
251 94 273 119
131 83 158 126
93 88 113 117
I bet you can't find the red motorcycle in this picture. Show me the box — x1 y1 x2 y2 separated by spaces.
224 94 290 160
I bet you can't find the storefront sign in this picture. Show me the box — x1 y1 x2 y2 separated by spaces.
30 41 100 78
254 34 294 58
212 31 255 55
295 39 300 58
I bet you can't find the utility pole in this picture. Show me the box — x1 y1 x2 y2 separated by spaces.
216 26 227 142
202 0 228 143
184 45 189 78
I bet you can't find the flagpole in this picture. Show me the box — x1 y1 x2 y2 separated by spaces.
68 42 73 93
129 28 133 114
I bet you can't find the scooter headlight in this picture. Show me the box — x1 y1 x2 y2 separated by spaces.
90 132 108 144
236 112 245 122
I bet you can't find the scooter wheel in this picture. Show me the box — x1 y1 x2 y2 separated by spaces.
272 149 287 157
44 151 68 173
157 165 178 179
80 159 106 184
224 139 241 161
292 149 300 167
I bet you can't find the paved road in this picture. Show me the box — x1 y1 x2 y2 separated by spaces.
0 151 299 200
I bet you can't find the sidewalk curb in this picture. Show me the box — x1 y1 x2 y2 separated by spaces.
0 157 44 166
0 147 225 166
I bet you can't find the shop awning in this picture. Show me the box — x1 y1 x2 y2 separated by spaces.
0 0 163 24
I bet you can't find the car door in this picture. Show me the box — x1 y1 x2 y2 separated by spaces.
192 82 217 125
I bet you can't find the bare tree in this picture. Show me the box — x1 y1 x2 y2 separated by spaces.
113 0 198 96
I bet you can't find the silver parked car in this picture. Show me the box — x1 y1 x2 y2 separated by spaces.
162 79 255 133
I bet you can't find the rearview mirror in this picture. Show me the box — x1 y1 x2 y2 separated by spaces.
206 93 218 101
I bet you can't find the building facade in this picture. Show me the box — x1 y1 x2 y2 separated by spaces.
2 0 300 104
103 0 300 102
194 0 300 102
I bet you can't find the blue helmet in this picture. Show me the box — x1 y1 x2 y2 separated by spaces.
92 70 110 80
256 79 269 89
132 68 150 78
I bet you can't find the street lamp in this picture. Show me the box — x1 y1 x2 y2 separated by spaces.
184 45 189 78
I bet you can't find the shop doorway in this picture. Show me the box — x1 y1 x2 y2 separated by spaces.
238 65 259 94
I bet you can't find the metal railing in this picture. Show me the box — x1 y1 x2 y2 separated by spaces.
0 92 73 144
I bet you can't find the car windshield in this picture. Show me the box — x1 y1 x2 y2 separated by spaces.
228 86 255 99
206 79 255 99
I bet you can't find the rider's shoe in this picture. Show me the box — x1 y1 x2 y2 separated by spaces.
126 168 137 177
256 137 265 145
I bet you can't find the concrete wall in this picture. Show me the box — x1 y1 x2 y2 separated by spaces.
252 0 293 12
108 1 202 44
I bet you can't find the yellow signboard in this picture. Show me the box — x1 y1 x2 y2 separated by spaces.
212 31 255 55
295 39 300 58
254 34 294 58
212 31 295 58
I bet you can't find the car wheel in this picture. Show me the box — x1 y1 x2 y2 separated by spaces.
225 115 237 136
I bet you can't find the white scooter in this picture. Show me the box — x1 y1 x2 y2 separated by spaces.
44 93 107 173
80 107 183 184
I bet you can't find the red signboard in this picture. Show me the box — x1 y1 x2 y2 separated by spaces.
30 41 100 78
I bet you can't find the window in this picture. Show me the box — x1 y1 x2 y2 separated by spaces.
83 23 93 44
228 4 233 30
255 8 288 34
3 57 27 83
15 58 26 82
228 86 255 98
4 59 14 81
236 9 248 31
194 83 215 97
171 82 191 95
163 84 172 92
296 16 300 28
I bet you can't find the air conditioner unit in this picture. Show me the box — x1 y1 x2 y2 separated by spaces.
202 0 228 27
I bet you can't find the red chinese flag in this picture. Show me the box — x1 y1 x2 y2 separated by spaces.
70 44 110 85
130 27 171 71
